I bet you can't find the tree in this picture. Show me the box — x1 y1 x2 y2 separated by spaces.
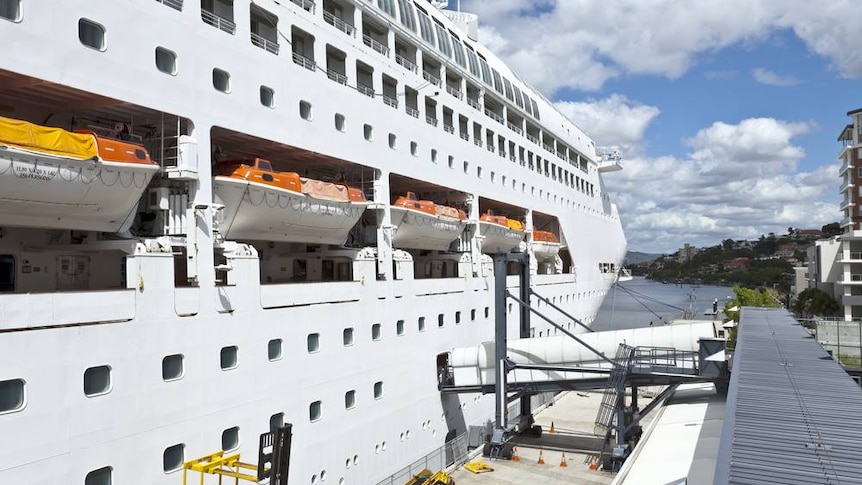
725 285 780 349
822 222 841 237
722 238 734 251
793 288 840 317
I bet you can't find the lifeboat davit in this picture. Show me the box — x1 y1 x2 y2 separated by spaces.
213 158 369 245
478 210 525 253
390 192 467 251
531 230 561 261
0 116 159 232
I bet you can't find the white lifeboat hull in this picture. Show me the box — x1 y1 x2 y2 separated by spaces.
213 176 367 245
390 206 466 251
532 240 561 261
478 221 524 253
0 145 158 232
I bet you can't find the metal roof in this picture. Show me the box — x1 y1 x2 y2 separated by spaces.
713 308 862 484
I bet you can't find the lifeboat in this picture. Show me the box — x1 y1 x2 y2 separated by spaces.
531 230 562 261
478 210 525 253
213 158 369 245
390 192 467 251
0 115 159 232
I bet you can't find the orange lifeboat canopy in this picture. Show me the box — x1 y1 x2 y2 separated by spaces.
79 132 156 165
533 230 560 244
394 191 437 216
215 158 302 194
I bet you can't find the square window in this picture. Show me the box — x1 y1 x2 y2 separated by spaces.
83 365 111 396
0 0 21 22
307 333 320 353
85 466 112 485
162 354 184 381
309 400 322 421
373 381 383 399
222 426 240 451
344 390 356 409
418 317 426 332
270 412 284 433
260 85 275 107
0 378 25 413
396 320 405 336
155 47 177 75
163 443 184 472
343 327 354 346
212 68 230 93
372 323 382 341
78 18 106 51
268 339 283 361
220 346 238 370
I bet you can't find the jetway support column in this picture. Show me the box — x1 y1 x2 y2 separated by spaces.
516 253 532 420
493 253 508 432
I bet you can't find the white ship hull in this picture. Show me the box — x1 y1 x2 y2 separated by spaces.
213 176 367 244
0 1 627 484
0 146 157 232
390 206 466 251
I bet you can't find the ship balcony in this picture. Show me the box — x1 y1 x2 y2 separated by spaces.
383 95 398 109
357 84 375 97
290 0 316 13
395 54 417 73
443 124 455 134
459 132 470 142
251 32 279 55
422 71 441 87
543 143 555 154
507 122 523 135
474 139 483 147
509 154 517 163
446 86 463 100
486 144 495 153
155 0 183 11
292 52 316 71
467 98 481 111
324 11 355 37
498 148 506 158
363 35 389 56
426 116 438 127
526 133 539 145
484 108 504 125
201 9 236 35
327 69 348 85
405 106 420 118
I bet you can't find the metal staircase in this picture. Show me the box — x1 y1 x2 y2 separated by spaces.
594 344 634 435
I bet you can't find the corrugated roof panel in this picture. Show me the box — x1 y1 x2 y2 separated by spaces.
713 307 862 484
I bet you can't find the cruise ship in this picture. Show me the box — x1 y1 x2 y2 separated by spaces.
0 0 626 483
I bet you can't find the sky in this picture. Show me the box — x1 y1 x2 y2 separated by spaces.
458 0 862 254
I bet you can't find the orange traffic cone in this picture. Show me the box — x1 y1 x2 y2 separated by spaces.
549 421 556 434
537 450 545 465
511 447 520 462
560 452 568 467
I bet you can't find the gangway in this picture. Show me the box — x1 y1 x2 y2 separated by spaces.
438 253 728 469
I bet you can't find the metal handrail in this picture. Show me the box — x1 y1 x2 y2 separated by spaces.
363 35 389 56
405 106 420 118
474 139 483 147
251 32 279 54
324 10 355 36
445 85 462 99
292 52 316 71
422 71 441 87
487 144 495 153
526 134 538 144
467 98 480 110
201 9 236 34
154 0 183 11
357 84 375 97
395 54 417 73
383 95 398 108
443 124 455 134
543 143 555 153
426 116 438 127
507 122 523 135
459 132 469 141
484 108 504 124
290 0 315 12
327 69 348 85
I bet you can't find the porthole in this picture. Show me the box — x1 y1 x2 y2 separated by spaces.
300 100 312 120
310 400 322 422
363 124 373 141
161 354 184 381
418 317 426 332
335 113 346 132
0 378 25 413
268 338 283 361
163 444 184 473
345 390 356 409
396 320 405 336
431 149 438 163
455 311 461 324
85 466 112 485
0 0 21 22
307 333 320 353
343 327 354 346
410 141 418 156
448 155 454 169
437 314 444 327
83 365 111 396
388 133 397 149
78 18 106 51
220 346 238 370
260 85 275 108
373 381 383 399
371 323 381 341
212 68 230 92
155 47 177 75
222 426 240 451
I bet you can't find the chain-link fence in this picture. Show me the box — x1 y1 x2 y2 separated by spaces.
814 319 862 366
374 433 469 485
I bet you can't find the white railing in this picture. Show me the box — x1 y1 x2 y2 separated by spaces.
383 95 398 108
395 54 417 73
406 106 420 118
851 274 862 282
507 122 523 135
526 134 538 144
363 35 389 56
426 116 438 127
292 52 316 71
498 149 505 158
850 252 862 260
443 124 455 134
327 69 348 85
324 10 355 36
290 0 315 12
422 71 441 87
474 139 483 147
201 9 236 34
484 108 504 124
251 32 279 54
487 144 495 153
459 132 469 141
543 143 555 153
509 155 516 163
154 0 183 11
357 84 375 97
446 86 463 99
467 98 480 110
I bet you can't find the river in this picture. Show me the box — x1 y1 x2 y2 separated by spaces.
592 276 735 332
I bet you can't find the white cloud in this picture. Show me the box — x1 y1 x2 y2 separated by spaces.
554 95 660 155
752 68 799 86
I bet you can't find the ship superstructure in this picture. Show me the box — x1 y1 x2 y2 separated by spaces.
0 0 626 483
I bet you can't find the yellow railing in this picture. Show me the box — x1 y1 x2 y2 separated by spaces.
182 451 266 485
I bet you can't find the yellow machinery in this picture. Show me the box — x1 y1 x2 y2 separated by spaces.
463 461 494 474
182 451 266 485
403 468 455 485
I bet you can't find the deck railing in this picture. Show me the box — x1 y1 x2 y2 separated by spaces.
426 116 438 127
395 54 417 73
443 124 455 134
459 132 469 141
201 9 236 34
446 85 463 100
357 84 375 97
405 106 420 118
290 0 315 12
251 32 279 54
363 35 389 56
467 98 480 110
526 133 539 144
484 108 504 124
292 52 316 71
327 69 348 85
422 71 441 87
383 95 398 108
507 122 523 135
154 0 183 11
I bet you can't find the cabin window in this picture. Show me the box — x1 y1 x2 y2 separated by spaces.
163 444 184 473
162 354 184 381
388 133 397 149
78 18 106 51
270 413 284 432
222 426 240 451
363 123 373 141
0 255 14 291
343 327 354 346
307 333 320 353
268 338 283 361
83 366 112 396
463 161 468 174
485 307 490 318
372 323 382 341
396 320 405 336
471 309 476 321
438 313 444 327
85 466 112 485
212 68 230 92
220 346 238 370
155 47 177 75
374 381 384 399
0 0 22 22
309 400 322 421
0 378 25 413
448 155 454 169
455 311 461 324
260 85 275 107
299 100 312 120
344 390 356 409
431 148 438 163
335 113 346 132
410 141 418 156
418 317 426 332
